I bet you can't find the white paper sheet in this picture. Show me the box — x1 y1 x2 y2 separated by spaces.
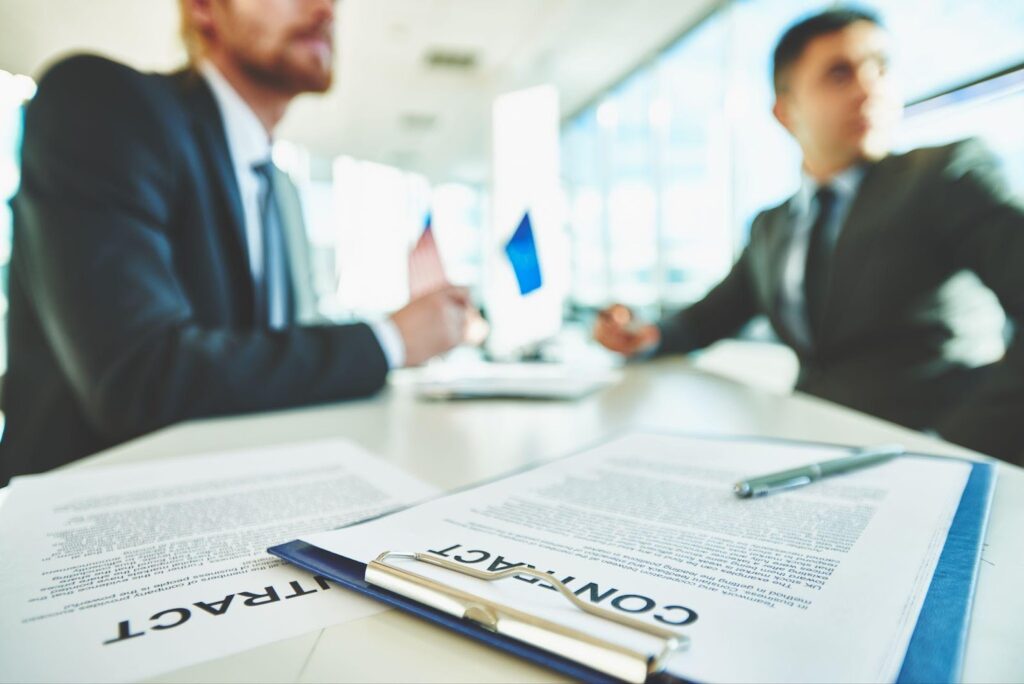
0 439 437 683
413 362 621 400
301 432 972 683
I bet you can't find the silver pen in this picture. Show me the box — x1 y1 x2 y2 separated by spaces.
733 443 906 498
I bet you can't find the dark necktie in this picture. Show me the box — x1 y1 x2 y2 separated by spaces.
252 161 293 329
803 185 838 337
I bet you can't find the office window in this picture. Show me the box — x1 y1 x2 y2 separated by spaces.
654 13 733 307
430 182 486 295
874 0 1024 102
274 140 487 320
562 13 735 314
603 67 660 307
561 109 605 307
326 156 430 317
287 154 486 320
899 73 1024 193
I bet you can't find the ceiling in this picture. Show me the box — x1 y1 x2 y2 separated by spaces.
0 0 719 185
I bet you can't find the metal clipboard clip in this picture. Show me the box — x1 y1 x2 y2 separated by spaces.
365 551 689 683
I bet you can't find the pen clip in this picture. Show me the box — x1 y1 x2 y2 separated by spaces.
365 550 688 683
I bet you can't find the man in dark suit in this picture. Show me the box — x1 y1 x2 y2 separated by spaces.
0 0 476 484
595 8 1024 464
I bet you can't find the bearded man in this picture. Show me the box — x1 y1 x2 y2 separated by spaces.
1 0 475 483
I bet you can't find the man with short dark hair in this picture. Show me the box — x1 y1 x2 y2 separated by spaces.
595 7 1024 463
0 0 477 484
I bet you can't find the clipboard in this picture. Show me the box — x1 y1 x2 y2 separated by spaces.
268 448 995 684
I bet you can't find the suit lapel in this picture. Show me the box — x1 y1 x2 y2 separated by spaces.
762 205 798 314
751 204 807 349
815 156 911 348
175 70 252 278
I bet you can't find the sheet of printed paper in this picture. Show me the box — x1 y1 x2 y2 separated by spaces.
302 432 972 683
413 361 621 400
0 439 437 683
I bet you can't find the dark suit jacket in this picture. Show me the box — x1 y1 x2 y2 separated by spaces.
0 55 389 485
658 139 1024 464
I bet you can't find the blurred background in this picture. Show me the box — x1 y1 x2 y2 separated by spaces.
1 0 1022 371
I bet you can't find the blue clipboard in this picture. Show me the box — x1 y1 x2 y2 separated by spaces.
268 452 994 684
896 459 994 683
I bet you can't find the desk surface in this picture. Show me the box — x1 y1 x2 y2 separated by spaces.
68 356 1023 683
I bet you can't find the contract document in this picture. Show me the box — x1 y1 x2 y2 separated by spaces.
298 432 975 683
0 439 437 683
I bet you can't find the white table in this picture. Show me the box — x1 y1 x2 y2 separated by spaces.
65 354 1023 683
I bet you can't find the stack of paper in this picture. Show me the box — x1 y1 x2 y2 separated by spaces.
0 440 437 683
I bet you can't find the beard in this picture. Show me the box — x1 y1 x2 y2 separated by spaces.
236 25 334 95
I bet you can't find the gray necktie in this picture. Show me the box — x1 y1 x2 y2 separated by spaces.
252 161 293 329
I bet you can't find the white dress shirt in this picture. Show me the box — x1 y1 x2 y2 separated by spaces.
777 164 867 350
200 62 271 282
199 63 405 367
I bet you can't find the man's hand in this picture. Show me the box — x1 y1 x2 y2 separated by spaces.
593 303 661 357
390 286 478 366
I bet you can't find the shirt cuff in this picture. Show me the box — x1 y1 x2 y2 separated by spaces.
635 337 661 359
369 319 406 369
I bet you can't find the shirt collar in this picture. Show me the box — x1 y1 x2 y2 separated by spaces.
199 61 272 170
790 163 867 216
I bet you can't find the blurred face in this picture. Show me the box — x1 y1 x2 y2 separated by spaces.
773 21 902 174
194 0 336 94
